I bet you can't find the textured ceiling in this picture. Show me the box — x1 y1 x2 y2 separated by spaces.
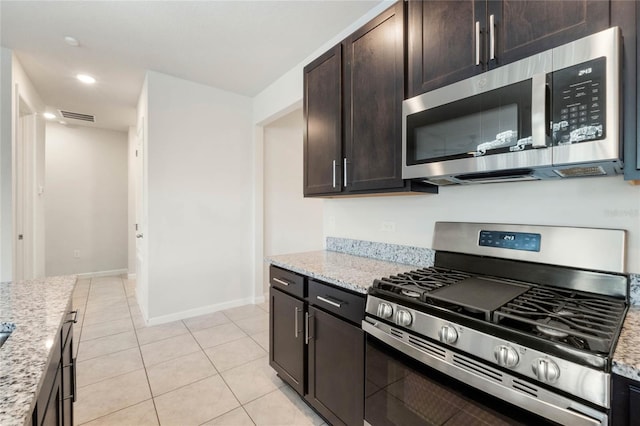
1 1 382 130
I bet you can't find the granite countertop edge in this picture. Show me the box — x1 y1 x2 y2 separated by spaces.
266 250 418 295
612 307 640 381
0 275 77 426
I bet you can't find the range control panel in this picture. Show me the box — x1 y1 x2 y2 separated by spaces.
478 230 541 252
552 57 606 145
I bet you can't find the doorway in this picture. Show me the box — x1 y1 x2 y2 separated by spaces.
263 108 324 295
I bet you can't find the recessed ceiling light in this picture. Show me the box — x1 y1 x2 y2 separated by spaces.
64 36 79 47
43 112 56 120
76 74 96 84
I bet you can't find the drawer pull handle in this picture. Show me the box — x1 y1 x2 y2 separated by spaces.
66 310 78 324
317 295 343 308
273 277 291 286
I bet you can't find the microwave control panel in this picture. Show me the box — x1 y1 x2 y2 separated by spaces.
552 57 606 145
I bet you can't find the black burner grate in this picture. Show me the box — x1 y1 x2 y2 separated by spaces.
373 267 471 301
494 286 627 353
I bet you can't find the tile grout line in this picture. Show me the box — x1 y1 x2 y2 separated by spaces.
75 276 156 426
121 275 163 426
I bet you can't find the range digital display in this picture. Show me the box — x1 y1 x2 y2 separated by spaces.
478 230 541 252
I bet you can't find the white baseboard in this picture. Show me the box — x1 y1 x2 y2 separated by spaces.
146 297 260 327
253 294 266 304
76 269 128 279
127 273 137 280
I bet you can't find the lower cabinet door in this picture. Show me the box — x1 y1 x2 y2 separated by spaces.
270 287 305 395
40 367 62 426
306 306 364 426
61 331 74 426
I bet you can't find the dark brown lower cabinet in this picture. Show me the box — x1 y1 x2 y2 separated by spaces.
270 287 305 395
306 306 364 426
269 268 366 426
32 303 76 426
611 373 640 425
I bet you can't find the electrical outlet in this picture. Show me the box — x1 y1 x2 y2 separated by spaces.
73 250 80 258
381 221 396 232
327 216 336 228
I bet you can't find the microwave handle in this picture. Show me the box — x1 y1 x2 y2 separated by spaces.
531 73 549 148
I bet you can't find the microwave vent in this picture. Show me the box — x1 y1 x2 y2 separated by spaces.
427 178 457 186
554 166 606 178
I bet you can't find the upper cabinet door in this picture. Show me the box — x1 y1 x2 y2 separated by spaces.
407 0 485 98
303 45 342 196
488 0 610 67
343 1 405 191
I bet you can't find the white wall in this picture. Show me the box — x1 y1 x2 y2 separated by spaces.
144 71 253 323
0 47 12 281
324 176 640 272
263 109 324 293
45 123 128 276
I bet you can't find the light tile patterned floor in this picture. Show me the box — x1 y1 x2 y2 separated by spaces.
72 276 326 426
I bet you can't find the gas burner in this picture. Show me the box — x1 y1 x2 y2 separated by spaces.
536 319 571 338
401 289 422 298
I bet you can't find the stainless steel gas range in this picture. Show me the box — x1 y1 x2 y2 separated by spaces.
363 222 629 426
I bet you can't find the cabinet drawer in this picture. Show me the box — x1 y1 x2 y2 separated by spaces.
270 265 305 298
308 279 365 325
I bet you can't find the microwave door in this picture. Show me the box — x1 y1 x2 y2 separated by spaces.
402 51 553 182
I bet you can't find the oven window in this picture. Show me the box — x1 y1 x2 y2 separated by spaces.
365 335 556 426
406 80 532 165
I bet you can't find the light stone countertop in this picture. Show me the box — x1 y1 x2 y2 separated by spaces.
266 250 418 294
0 276 77 426
613 307 640 381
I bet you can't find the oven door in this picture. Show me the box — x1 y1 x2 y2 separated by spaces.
402 50 552 183
363 319 608 426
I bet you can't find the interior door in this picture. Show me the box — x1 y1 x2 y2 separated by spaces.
134 117 146 309
14 96 36 281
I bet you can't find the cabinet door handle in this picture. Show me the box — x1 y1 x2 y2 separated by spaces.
63 357 77 402
317 295 343 308
66 310 78 324
294 307 300 338
305 312 313 344
272 277 290 286
343 158 348 187
332 160 337 188
489 14 495 61
475 21 481 66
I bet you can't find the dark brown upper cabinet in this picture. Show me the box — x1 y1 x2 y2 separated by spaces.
303 2 437 197
343 1 405 192
303 45 342 196
408 0 611 98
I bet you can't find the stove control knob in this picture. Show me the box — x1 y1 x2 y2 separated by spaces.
494 345 519 368
395 310 413 327
438 325 458 344
377 303 393 319
532 358 561 383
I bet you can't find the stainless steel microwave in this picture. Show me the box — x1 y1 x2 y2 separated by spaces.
402 27 622 185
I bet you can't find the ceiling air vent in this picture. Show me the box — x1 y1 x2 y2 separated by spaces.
59 110 95 122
